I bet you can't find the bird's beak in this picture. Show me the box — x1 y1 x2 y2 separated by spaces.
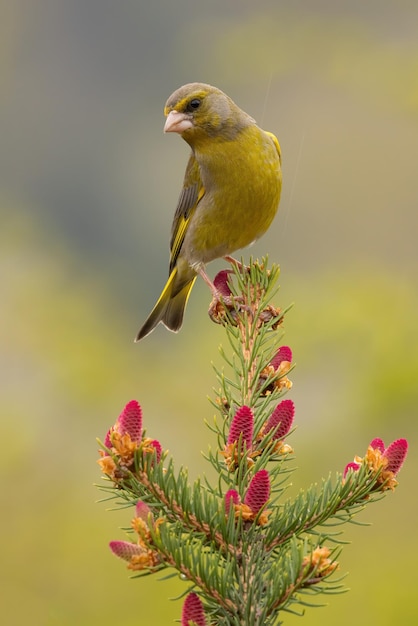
164 110 193 134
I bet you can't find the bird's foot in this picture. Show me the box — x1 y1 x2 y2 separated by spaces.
198 266 219 297
223 255 248 271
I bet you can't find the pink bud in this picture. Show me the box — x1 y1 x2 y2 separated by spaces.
135 501 152 521
149 439 162 463
104 428 112 449
270 346 292 370
265 399 295 440
369 438 385 453
117 400 143 442
384 438 408 475
109 540 142 562
213 269 233 297
343 461 361 478
181 592 207 626
227 405 254 450
244 469 271 513
225 489 240 514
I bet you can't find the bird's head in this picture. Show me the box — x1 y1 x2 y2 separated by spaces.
163 83 254 145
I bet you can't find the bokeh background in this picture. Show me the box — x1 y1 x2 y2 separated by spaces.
1 1 417 624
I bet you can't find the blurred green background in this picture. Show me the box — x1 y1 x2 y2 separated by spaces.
1 1 417 624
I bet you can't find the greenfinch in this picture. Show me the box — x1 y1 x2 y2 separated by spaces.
136 82 282 341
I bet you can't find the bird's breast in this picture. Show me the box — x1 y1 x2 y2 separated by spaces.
183 129 282 266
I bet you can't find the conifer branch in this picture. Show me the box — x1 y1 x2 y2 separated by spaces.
97 258 408 625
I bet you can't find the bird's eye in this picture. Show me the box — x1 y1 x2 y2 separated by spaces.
187 98 201 111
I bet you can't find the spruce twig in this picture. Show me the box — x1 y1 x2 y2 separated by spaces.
97 258 408 626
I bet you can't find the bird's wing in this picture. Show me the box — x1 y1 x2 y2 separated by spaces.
169 154 205 272
265 131 282 165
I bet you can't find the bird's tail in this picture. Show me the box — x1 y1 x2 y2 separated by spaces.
135 268 196 342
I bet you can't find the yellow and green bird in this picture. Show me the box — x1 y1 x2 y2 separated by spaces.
136 82 282 341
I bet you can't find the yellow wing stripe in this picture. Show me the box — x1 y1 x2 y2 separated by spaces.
169 184 205 271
